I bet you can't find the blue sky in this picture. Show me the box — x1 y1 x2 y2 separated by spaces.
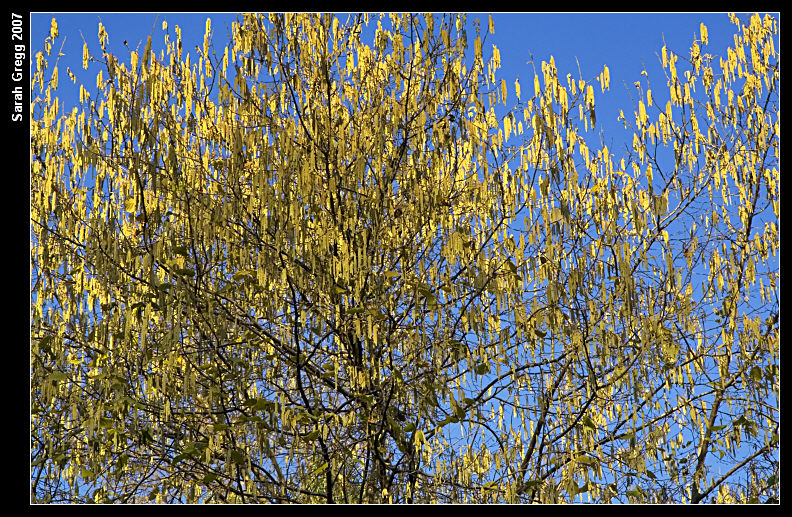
486 13 739 141
29 12 762 210
30 11 749 147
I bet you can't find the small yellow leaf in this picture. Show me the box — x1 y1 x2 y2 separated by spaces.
639 101 647 126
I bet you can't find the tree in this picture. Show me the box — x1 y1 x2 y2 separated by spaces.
31 13 778 503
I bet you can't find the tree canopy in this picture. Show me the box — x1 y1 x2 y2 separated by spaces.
31 13 778 503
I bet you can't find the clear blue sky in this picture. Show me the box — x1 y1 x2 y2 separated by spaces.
29 12 765 195
30 12 752 146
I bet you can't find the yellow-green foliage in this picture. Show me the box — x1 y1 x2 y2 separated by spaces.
31 13 778 504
